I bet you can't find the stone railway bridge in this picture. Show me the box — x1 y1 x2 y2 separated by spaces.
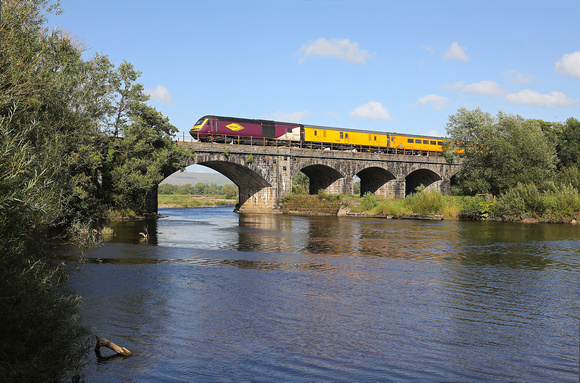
148 142 461 214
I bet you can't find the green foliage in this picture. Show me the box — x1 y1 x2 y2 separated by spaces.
353 180 361 195
373 198 412 216
0 0 192 379
446 108 557 195
542 183 580 221
404 187 445 215
493 183 546 220
246 154 254 163
458 195 494 220
360 192 377 210
555 166 580 190
493 182 580 222
556 117 580 168
317 189 342 202
158 182 238 198
292 171 309 195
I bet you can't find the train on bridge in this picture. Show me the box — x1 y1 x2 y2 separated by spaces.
190 115 449 155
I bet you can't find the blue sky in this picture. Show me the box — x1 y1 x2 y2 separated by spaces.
48 0 580 140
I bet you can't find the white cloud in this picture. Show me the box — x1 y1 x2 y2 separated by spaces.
426 130 441 137
447 81 465 90
444 42 468 61
145 84 174 104
416 94 449 110
420 44 434 53
505 89 580 107
554 51 580 78
349 101 392 121
462 80 505 97
504 69 535 85
263 111 310 122
448 81 505 97
299 38 372 64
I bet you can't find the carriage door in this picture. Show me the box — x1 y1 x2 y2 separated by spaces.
211 120 217 133
262 123 276 139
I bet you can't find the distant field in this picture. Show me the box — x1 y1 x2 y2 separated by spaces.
158 195 236 208
161 172 232 186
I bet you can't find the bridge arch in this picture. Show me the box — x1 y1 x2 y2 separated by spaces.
195 160 270 190
405 168 442 196
297 164 345 195
356 166 396 197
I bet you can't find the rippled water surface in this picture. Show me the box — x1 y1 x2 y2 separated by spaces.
63 207 580 382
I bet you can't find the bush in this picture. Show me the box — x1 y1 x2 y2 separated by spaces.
555 166 580 190
360 192 377 211
404 187 444 215
373 198 411 216
459 195 494 220
493 183 545 220
543 183 580 221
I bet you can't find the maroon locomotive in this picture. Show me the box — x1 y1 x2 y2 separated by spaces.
189 115 302 144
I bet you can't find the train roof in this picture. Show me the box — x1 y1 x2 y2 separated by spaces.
198 115 302 127
303 124 445 140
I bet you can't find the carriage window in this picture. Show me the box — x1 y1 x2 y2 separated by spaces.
314 130 317 136
340 132 344 139
430 141 436 145
437 141 443 145
408 139 413 143
194 118 206 126
415 139 421 143
345 133 349 139
287 128 293 133
423 140 429 144
374 136 377 141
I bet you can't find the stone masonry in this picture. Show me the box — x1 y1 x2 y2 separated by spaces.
153 142 461 214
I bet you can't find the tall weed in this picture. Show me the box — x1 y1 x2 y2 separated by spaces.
494 183 545 220
543 183 580 221
405 188 444 215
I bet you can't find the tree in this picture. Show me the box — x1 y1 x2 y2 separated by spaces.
292 171 309 195
446 108 557 195
0 0 192 379
1 1 92 380
556 117 580 169
222 184 238 199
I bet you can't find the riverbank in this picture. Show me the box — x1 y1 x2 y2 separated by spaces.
158 194 237 208
281 190 580 224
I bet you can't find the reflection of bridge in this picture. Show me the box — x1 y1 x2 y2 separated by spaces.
148 141 461 214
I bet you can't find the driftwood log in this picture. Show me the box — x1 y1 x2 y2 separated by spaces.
95 336 132 357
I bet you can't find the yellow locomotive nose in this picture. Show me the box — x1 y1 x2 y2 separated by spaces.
191 118 207 131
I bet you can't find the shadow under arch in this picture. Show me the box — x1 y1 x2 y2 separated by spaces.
196 161 270 189
196 160 271 210
299 164 344 195
356 167 396 196
405 168 442 196
450 174 459 189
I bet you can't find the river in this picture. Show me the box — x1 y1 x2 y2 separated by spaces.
62 206 580 382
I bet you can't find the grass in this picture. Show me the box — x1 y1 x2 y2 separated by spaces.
158 194 237 208
295 185 580 223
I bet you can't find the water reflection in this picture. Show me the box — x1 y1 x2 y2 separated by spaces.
102 208 580 272
64 207 580 382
